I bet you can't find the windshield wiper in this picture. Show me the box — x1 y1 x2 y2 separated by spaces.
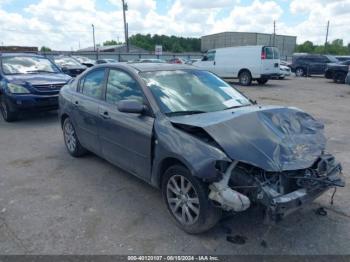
224 104 251 110
166 110 207 116
26 70 56 74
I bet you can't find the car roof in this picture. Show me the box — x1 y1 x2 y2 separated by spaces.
127 63 194 72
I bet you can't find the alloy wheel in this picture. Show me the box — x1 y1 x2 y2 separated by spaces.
64 121 77 153
241 75 249 85
166 175 200 225
295 68 304 77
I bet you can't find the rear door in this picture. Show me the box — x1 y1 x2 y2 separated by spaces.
261 46 280 75
318 56 331 74
70 68 106 154
306 56 324 75
98 68 154 180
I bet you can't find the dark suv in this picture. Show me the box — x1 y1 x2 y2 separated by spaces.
291 54 339 77
0 53 71 122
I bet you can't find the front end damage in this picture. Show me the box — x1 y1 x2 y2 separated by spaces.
209 154 345 221
168 105 346 221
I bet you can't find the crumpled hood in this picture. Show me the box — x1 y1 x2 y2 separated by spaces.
5 73 71 86
170 105 326 172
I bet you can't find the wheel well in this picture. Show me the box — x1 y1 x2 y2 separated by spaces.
157 157 186 188
61 114 69 129
238 69 251 77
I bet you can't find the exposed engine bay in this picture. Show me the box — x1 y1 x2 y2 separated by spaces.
209 154 345 221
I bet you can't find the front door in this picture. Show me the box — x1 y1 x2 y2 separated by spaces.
98 69 154 180
71 68 106 154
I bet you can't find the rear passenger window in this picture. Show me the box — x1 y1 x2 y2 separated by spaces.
81 69 105 99
106 69 144 104
273 48 280 59
265 47 273 59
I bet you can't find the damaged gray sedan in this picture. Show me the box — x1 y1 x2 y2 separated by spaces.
59 63 345 234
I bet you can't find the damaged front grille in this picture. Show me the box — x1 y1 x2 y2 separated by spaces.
226 154 344 221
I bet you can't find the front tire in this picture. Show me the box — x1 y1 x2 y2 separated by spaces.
0 96 17 122
238 70 252 86
162 165 222 234
333 72 346 84
63 117 87 157
257 78 268 85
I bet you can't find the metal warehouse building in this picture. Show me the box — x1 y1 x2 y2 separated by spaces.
201 32 297 58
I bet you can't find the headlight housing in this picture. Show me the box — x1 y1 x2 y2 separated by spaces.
7 83 30 94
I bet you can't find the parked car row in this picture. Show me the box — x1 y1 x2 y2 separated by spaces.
290 53 350 84
53 56 87 77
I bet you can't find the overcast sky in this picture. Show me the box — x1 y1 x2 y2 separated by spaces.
0 0 349 50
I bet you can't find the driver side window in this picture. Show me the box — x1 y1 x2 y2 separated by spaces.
207 51 216 61
106 69 144 104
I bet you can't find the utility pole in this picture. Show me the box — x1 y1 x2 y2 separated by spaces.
92 24 96 52
325 20 330 53
273 20 276 47
121 0 129 52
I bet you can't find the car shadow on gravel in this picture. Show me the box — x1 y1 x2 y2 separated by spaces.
0 110 59 125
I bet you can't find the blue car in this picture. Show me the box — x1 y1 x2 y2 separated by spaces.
0 53 71 122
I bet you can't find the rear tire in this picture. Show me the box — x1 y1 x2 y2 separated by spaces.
162 165 222 234
0 96 17 122
295 67 305 77
238 70 252 86
257 78 268 85
63 117 87 157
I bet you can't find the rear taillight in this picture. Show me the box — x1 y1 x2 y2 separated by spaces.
261 51 266 60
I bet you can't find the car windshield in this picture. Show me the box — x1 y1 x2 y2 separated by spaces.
140 70 251 115
1 56 60 75
54 57 81 67
327 55 339 63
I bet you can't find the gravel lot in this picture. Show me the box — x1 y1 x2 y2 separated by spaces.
0 76 349 255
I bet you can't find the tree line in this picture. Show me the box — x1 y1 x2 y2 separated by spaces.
296 39 350 55
103 34 201 53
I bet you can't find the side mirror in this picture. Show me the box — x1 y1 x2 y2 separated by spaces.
202 56 208 61
117 100 146 114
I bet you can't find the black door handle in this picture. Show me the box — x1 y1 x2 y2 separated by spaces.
100 111 111 120
74 101 79 106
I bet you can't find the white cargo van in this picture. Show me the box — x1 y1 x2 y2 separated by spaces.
193 46 280 86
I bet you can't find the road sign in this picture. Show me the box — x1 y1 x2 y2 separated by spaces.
155 45 163 56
